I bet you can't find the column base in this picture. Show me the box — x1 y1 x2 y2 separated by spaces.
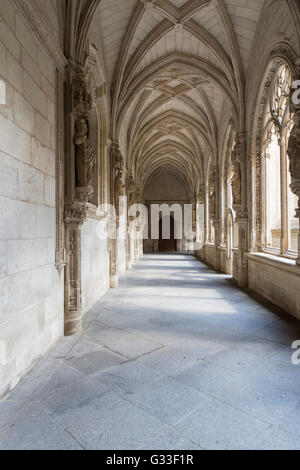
110 275 119 288
233 252 248 288
64 314 82 336
126 261 132 270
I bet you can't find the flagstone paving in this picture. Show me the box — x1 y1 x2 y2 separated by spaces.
1 254 300 450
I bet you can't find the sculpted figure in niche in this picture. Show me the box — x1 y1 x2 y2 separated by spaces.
231 163 241 205
74 118 95 189
288 112 300 183
114 170 125 216
72 67 92 115
209 185 216 219
127 173 136 210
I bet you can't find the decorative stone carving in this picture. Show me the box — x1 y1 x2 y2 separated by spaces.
209 185 216 220
253 66 277 247
114 169 125 217
127 171 137 223
72 64 92 116
288 112 300 186
63 201 87 336
111 141 124 172
197 185 205 204
209 169 217 220
269 45 297 70
231 163 241 206
109 141 125 288
287 60 300 263
64 203 87 226
231 138 243 208
110 141 125 217
63 55 97 336
288 58 300 191
127 171 136 209
74 118 95 193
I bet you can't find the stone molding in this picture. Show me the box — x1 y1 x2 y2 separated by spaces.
246 252 299 276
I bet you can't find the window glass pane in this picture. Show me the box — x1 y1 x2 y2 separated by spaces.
287 169 299 252
266 130 281 249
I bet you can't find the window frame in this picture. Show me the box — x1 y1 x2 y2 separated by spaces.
261 64 298 260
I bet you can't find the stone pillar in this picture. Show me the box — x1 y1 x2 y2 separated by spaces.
126 237 132 270
64 204 86 335
139 233 144 257
280 136 289 254
64 59 96 335
135 234 140 260
209 166 220 269
287 62 300 265
110 141 124 287
236 213 249 286
126 171 136 269
232 133 249 287
212 218 221 271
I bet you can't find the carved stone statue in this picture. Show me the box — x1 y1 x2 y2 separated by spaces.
209 184 216 219
288 112 300 184
231 163 241 205
110 141 123 172
75 118 95 190
114 169 125 216
127 172 136 210
72 65 92 116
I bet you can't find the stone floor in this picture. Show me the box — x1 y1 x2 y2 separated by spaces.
1 253 300 450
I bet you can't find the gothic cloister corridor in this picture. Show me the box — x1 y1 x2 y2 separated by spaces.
1 0 300 452
1 253 300 450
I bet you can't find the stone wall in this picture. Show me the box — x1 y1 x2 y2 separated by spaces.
199 244 218 270
0 2 63 397
247 254 300 319
81 218 110 315
219 247 231 275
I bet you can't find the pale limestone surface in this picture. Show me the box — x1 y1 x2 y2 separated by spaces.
0 4 63 397
0 254 300 450
0 0 300 421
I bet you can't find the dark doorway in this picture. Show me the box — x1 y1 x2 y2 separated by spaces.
159 216 176 252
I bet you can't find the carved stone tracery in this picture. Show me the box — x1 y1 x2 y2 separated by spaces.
287 58 300 263
253 48 298 252
209 168 217 221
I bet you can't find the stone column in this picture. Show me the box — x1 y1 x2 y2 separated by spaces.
209 167 221 270
126 171 135 269
280 136 289 254
236 213 249 286
212 219 221 271
232 133 249 287
110 141 124 287
64 59 96 335
198 185 205 243
287 62 300 265
64 204 86 335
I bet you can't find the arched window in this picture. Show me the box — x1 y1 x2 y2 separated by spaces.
287 135 299 252
265 126 281 249
262 64 298 257
225 135 239 253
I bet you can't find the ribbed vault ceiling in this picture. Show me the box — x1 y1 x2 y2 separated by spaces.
89 0 265 193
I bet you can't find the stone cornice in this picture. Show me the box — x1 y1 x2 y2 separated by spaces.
13 0 67 73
